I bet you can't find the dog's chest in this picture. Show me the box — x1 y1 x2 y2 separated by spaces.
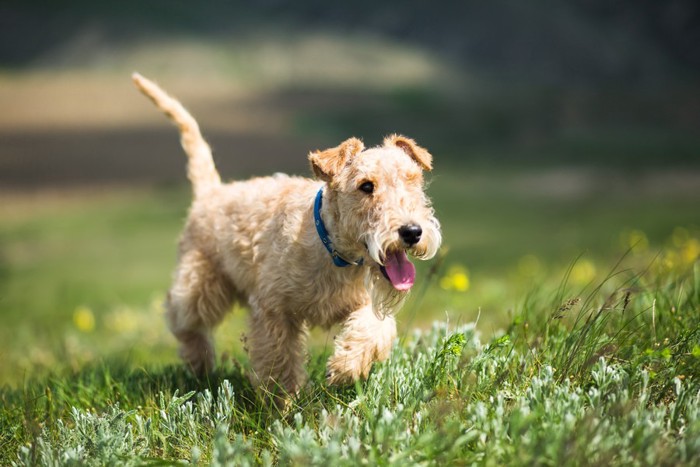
296 270 369 328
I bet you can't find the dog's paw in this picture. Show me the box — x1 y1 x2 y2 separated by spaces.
326 354 371 386
325 368 349 386
326 368 354 386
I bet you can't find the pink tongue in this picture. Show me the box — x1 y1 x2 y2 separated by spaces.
384 250 416 291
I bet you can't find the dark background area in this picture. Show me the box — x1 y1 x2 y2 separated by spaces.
3 0 700 84
1 0 699 191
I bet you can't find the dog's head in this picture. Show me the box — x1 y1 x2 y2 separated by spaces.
309 135 441 314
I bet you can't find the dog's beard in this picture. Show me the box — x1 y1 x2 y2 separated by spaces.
410 217 442 260
361 213 441 319
366 269 408 320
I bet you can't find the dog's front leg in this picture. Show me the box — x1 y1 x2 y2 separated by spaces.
326 304 397 385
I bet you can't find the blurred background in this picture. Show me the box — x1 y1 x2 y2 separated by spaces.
1 0 699 385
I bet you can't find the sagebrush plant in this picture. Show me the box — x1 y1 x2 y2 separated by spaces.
3 257 699 465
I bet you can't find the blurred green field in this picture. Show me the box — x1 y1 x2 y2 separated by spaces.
2 167 698 386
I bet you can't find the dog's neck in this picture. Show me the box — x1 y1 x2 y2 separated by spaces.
314 187 364 268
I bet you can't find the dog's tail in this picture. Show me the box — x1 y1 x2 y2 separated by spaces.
132 72 221 197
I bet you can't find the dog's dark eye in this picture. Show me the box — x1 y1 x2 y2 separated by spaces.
359 181 374 194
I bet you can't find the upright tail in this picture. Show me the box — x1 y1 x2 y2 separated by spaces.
132 73 221 197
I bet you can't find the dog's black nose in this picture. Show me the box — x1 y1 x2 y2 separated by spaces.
399 224 422 246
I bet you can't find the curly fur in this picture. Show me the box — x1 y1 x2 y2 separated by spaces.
132 73 441 399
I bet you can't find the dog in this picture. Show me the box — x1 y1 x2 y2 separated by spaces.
132 73 441 397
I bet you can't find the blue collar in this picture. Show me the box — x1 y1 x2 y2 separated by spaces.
314 188 363 267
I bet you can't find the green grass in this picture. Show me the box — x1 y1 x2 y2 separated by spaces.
0 188 189 383
1 169 699 464
2 258 699 464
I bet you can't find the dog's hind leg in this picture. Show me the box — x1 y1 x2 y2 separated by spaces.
246 305 308 400
166 249 234 376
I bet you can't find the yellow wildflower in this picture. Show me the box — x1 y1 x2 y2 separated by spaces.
571 259 596 285
621 229 649 254
73 306 95 333
440 265 470 292
681 238 699 264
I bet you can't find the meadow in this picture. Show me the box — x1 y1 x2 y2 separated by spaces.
2 168 699 383
1 167 699 464
2 21 700 464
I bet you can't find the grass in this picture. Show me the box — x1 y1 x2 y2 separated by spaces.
1 167 699 384
2 168 699 383
2 255 699 464
1 172 699 464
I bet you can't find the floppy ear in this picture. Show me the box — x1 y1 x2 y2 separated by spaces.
309 137 365 181
384 134 433 171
